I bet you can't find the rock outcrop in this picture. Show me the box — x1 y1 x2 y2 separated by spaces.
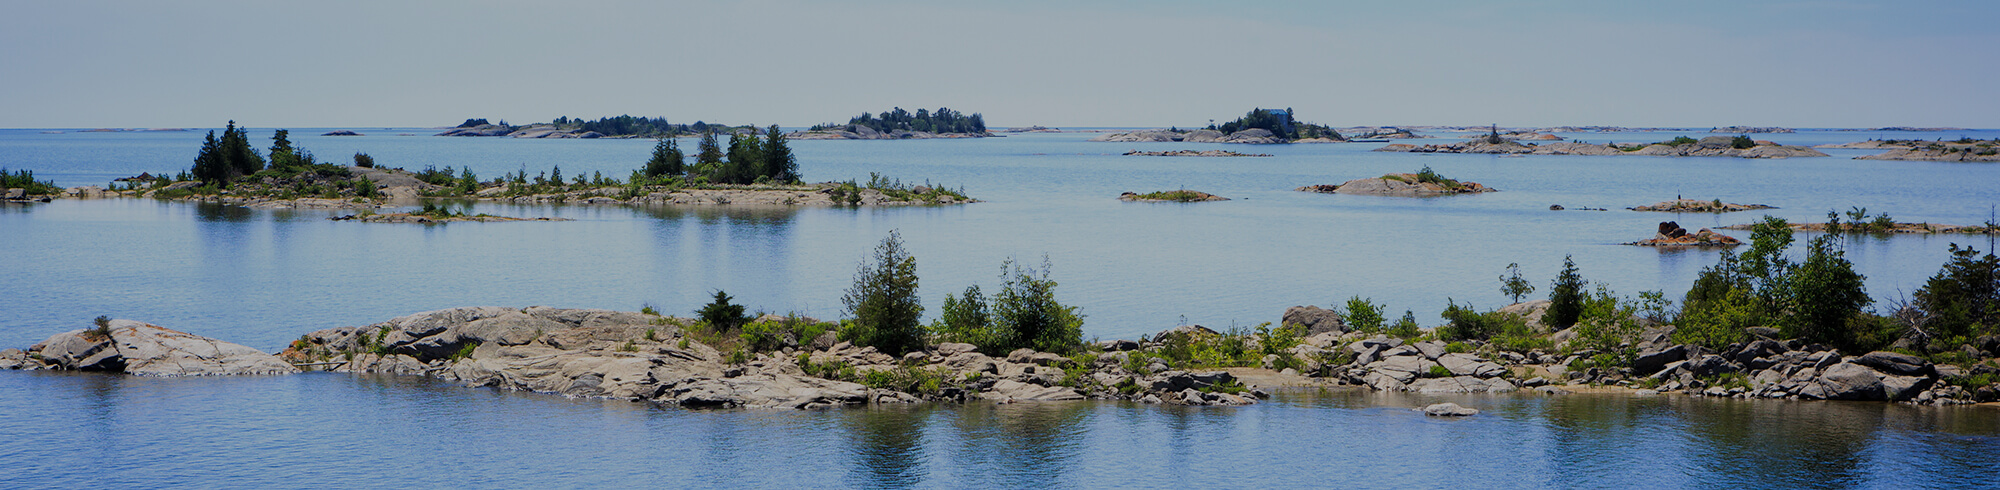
1282 306 1347 336
11 321 297 376
1123 149 1272 157
1375 137 1826 158
1627 221 1742 247
1296 174 1496 196
1118 190 1229 202
1628 199 1776 213
279 307 1267 409
1090 128 1287 144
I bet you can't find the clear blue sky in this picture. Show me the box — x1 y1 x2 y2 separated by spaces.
4 0 1994 128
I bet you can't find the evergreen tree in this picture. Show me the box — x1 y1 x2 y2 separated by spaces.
695 131 724 179
268 129 297 171
762 125 798 183
1784 235 1870 345
725 131 765 184
644 137 685 178
993 257 1084 353
1914 244 2000 341
219 121 264 177
842 231 924 355
192 130 227 183
1546 255 1586 329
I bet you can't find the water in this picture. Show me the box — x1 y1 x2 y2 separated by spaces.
3 127 1999 487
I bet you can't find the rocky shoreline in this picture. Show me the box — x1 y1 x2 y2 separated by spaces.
329 212 571 224
1090 128 1315 145
787 126 990 140
1719 221 1999 235
1119 190 1229 202
11 304 1996 411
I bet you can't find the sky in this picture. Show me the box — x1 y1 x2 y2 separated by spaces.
3 0 1996 129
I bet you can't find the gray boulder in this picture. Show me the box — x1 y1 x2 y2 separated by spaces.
1281 305 1346 336
1420 402 1479 416
980 379 1083 401
1631 344 1689 375
1854 351 1932 377
1221 128 1282 144
27 321 298 376
1807 362 1886 400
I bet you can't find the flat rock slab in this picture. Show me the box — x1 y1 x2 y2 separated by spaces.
24 321 298 376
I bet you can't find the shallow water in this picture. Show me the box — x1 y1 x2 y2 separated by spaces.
1 371 1994 488
3 128 1998 487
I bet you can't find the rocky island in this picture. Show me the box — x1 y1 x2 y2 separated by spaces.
1627 221 1742 247
1296 167 1495 196
1376 135 1827 158
791 107 991 140
1118 190 1229 202
1122 149 1271 157
1092 108 1345 145
1816 138 2000 162
1628 199 1776 213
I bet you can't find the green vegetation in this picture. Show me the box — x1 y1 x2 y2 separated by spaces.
1730 135 1756 149
1150 322 1319 370
1206 108 1343 141
816 107 987 134
1672 216 1882 350
738 314 836 352
1912 244 2000 348
842 231 925 355
1342 296 1386 333
929 257 1085 354
89 315 113 341
1127 190 1211 202
1662 136 1700 146
1 168 61 195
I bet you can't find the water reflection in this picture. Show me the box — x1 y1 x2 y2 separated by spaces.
841 404 932 488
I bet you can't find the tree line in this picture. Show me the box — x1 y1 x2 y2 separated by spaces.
640 126 799 185
814 107 987 134
550 115 749 138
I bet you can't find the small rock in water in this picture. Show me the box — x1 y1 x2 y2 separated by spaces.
1419 402 1479 416
1634 389 1659 396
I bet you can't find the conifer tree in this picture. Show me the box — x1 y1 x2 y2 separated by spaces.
644 137 685 178
763 125 798 183
695 131 724 180
192 130 227 183
726 131 765 184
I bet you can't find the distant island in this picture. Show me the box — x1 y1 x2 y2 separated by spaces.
437 117 757 139
1119 190 1229 202
791 107 990 140
1377 134 1828 159
76 121 975 208
1091 108 1346 144
1816 138 2000 162
1123 149 1270 157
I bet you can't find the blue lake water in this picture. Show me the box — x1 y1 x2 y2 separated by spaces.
3 127 1998 487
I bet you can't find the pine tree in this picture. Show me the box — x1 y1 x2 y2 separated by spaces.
644 137 685 178
219 121 264 178
762 125 797 183
192 130 227 183
1546 255 1586 329
268 129 296 171
725 132 765 184
695 131 724 180
842 231 924 355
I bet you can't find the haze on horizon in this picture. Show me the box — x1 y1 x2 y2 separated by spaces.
4 0 1995 129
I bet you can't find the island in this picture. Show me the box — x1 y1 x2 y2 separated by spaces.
1118 190 1229 202
1376 134 1827 158
437 117 758 139
1626 221 1743 247
1628 199 1776 213
1091 108 1346 144
790 107 991 140
75 122 977 209
1296 167 1495 196
1122 149 1271 157
1816 138 2000 162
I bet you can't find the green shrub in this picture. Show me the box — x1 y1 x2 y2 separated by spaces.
991 257 1083 354
1427 365 1453 378
1343 296 1385 333
1912 244 2000 341
1664 136 1699 146
1388 310 1421 339
353 152 375 168
698 290 750 332
451 342 480 360
1 168 62 195
1730 135 1755 149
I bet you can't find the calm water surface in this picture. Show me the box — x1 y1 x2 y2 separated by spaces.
3 128 1998 487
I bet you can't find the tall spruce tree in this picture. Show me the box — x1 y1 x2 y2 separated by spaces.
192 130 227 183
763 125 798 183
644 137 685 178
219 121 264 178
695 131 724 180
